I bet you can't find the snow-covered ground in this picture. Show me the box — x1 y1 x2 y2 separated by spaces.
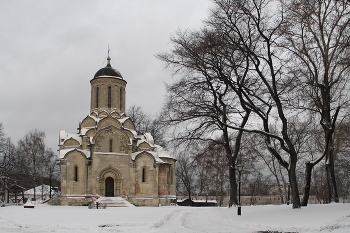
0 203 349 232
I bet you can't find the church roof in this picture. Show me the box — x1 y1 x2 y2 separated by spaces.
93 56 123 79
59 148 91 159
132 151 164 163
154 145 174 159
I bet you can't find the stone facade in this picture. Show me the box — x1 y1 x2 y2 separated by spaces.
58 56 176 206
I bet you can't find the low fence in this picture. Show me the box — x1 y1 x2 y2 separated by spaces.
88 202 106 209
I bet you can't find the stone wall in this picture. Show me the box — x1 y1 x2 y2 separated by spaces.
54 195 98 206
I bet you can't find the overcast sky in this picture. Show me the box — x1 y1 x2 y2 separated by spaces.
0 0 213 150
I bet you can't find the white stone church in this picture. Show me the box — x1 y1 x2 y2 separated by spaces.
57 56 176 206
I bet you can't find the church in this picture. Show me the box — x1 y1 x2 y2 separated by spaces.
57 55 176 206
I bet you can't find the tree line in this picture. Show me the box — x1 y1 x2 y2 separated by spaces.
0 123 59 203
156 0 350 209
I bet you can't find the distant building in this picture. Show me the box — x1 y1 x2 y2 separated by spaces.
57 55 176 206
24 185 51 203
6 183 25 204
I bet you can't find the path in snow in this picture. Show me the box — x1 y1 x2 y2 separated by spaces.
148 208 196 232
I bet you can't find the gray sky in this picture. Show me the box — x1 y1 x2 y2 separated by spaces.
0 0 212 151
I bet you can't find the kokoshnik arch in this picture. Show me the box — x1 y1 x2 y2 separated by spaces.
57 55 176 206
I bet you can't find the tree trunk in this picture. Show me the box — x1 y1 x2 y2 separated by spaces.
301 162 313 206
289 161 301 209
229 165 238 207
33 177 36 201
49 176 52 198
324 127 339 203
326 156 339 203
224 109 249 208
274 161 285 204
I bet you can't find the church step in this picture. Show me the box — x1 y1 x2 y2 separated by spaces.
93 197 135 207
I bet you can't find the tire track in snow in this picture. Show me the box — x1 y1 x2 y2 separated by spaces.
319 214 350 232
147 208 202 233
0 215 23 229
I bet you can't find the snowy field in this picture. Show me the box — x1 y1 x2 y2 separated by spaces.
0 203 349 233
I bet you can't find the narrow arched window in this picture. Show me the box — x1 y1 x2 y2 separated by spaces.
109 138 113 152
170 167 173 184
142 167 146 183
96 87 99 108
168 167 173 185
74 165 78 182
108 86 111 108
120 88 123 110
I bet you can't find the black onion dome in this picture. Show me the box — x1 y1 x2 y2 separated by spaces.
93 56 123 79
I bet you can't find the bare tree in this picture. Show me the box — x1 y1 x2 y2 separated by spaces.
158 27 251 207
127 105 152 134
17 130 46 201
282 0 350 204
195 155 211 198
248 133 288 203
205 0 307 208
176 151 197 200
127 105 166 146
196 140 229 206
312 165 329 203
246 171 271 205
43 148 60 198
0 123 16 203
333 117 350 202
160 0 303 208
160 0 350 209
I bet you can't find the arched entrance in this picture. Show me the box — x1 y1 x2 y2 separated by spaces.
98 165 123 197
105 177 114 197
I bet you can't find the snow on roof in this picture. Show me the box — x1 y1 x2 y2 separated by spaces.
89 115 100 121
80 127 90 135
59 130 68 139
132 151 164 163
97 75 123 79
66 134 82 143
59 148 91 159
144 133 154 145
155 146 175 159
80 114 100 125
120 127 137 138
118 117 129 124
136 133 155 147
60 132 82 146
24 185 51 195
136 139 148 147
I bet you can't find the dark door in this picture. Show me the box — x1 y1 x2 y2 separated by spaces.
105 177 114 197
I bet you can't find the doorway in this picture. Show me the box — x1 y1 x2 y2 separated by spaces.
105 177 114 197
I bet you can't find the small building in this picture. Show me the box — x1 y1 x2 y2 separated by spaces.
7 184 25 204
24 185 51 203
